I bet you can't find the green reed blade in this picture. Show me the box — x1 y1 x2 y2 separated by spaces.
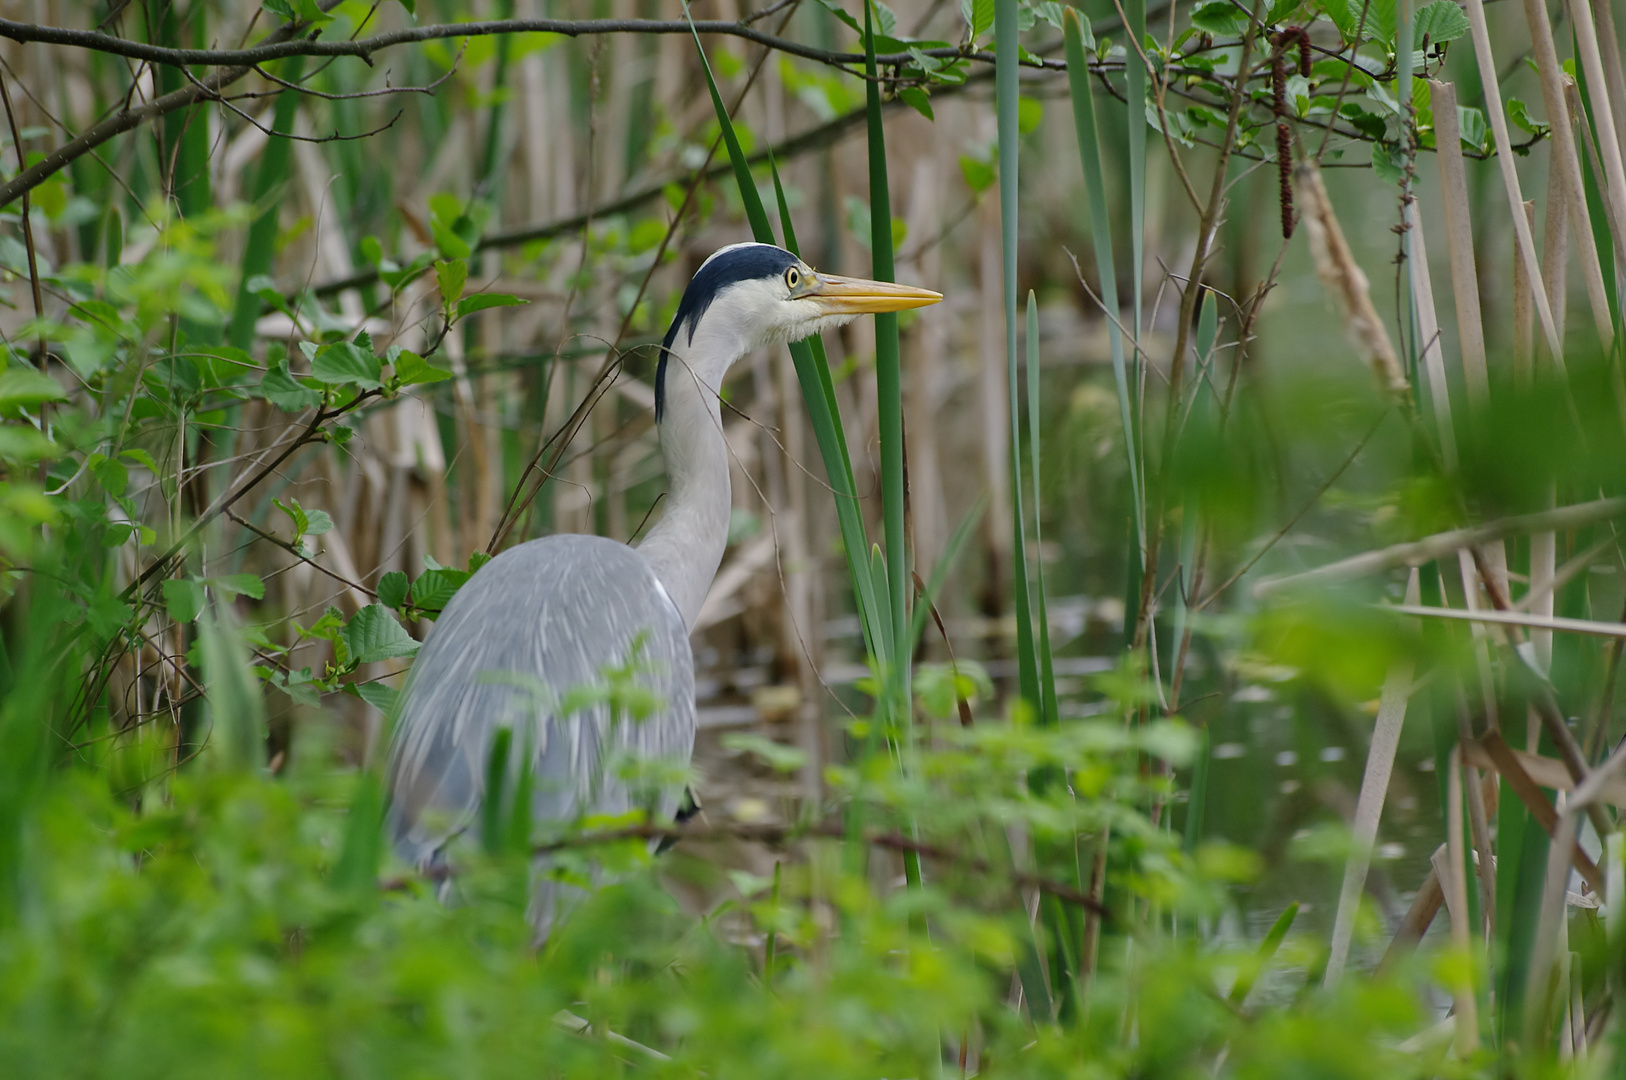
691 26 887 667
1123 0 1146 335
862 0 909 705
1064 11 1144 561
229 58 306 352
906 499 984 656
995 0 1057 1025
996 0 1041 719
1229 901 1299 1006
1026 293 1059 729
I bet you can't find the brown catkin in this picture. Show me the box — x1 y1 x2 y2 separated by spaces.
1277 122 1295 237
1271 39 1294 237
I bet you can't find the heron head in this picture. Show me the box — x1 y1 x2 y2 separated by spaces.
656 243 941 419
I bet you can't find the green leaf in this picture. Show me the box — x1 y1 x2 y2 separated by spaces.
0 367 67 418
1507 97 1549 136
162 579 206 624
212 573 265 601
435 259 468 308
1412 0 1468 46
303 508 334 536
899 87 935 121
961 0 994 38
1190 0 1244 35
392 349 454 386
960 151 997 193
258 358 322 412
1456 105 1489 152
0 425 59 464
720 732 808 773
353 681 399 715
341 605 421 665
454 293 527 320
377 571 409 610
409 567 470 611
310 342 383 390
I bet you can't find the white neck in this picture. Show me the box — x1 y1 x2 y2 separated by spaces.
636 321 745 631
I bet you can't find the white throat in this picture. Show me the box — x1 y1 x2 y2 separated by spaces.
635 319 743 631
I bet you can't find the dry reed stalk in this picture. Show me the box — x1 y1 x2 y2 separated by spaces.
1392 603 1626 641
1429 82 1490 412
1521 0 1615 352
1293 161 1408 399
1452 684 1498 938
1463 0 1562 355
1325 570 1418 986
1593 0 1626 169
1442 754 1480 1057
1514 201 1537 389
1253 497 1626 594
1404 198 1458 469
1377 852 1444 974
1570 80 1626 264
1463 738 1626 807
1564 0 1626 250
1478 730 1605 891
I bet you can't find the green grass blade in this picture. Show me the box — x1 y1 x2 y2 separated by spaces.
1229 901 1299 1006
906 499 985 655
862 1 909 706
1124 0 1146 335
995 0 1057 1025
996 0 1041 719
229 58 306 352
1064 12 1144 561
1026 294 1058 729
766 154 888 668
687 10 773 240
696 39 887 671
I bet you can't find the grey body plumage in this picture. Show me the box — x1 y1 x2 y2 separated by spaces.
387 534 691 861
382 244 940 928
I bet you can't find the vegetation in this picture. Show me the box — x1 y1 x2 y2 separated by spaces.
3 0 1626 1073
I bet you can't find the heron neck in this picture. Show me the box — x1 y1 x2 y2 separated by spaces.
637 337 737 631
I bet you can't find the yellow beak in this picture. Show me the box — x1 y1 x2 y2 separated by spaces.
804 274 943 314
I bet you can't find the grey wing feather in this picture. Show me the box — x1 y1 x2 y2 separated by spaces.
385 534 694 870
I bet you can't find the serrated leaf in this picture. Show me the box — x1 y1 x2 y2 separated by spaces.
212 573 265 601
1190 0 1245 35
435 259 468 308
899 87 935 120
0 367 67 418
454 293 528 320
273 495 310 537
341 605 421 665
392 350 454 386
1412 0 1468 46
258 358 322 412
409 567 470 611
162 578 206 624
377 570 409 609
1507 97 1549 135
310 342 383 390
353 680 399 715
961 0 994 38
304 508 334 536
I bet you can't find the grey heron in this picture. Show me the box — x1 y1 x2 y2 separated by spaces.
384 242 941 922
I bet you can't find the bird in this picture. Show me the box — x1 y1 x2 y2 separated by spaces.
384 242 941 926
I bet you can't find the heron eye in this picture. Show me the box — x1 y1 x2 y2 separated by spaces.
785 267 800 290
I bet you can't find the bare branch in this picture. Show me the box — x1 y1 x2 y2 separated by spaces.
0 16 1065 74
